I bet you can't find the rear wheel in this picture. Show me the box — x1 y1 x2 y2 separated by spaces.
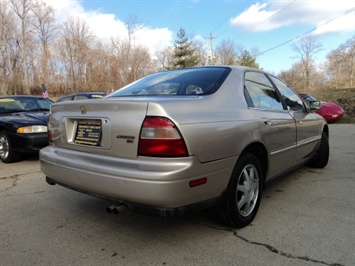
0 130 22 163
310 131 329 168
219 152 263 228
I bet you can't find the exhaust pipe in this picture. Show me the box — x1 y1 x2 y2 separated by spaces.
106 205 126 214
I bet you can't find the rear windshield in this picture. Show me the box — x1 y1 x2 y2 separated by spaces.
109 67 231 97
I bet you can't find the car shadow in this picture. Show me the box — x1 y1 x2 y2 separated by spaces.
22 154 40 161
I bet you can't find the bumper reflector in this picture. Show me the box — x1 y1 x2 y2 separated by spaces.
189 177 207 187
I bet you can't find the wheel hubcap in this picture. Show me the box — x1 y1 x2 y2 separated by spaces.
236 164 259 217
0 135 9 159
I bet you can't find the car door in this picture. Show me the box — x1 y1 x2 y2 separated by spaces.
244 71 297 179
269 76 321 163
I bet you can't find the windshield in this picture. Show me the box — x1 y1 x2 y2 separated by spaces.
108 67 231 97
0 97 52 114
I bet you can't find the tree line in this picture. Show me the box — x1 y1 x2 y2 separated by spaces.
1 0 354 97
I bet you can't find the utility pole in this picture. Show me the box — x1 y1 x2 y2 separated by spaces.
205 33 218 64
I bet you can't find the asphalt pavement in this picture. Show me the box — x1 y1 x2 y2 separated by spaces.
0 124 354 266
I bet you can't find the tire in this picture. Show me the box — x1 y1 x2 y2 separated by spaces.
0 130 22 163
309 131 329 168
219 152 263 228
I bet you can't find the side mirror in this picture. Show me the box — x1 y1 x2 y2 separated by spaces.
309 100 322 111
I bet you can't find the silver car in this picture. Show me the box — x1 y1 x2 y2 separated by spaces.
40 66 329 228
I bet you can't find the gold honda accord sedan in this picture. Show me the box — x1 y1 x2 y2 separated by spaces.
40 66 329 228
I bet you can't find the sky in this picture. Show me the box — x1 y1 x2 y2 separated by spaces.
43 0 355 74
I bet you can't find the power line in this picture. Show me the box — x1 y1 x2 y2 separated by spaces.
232 0 297 41
256 7 355 57
210 0 250 37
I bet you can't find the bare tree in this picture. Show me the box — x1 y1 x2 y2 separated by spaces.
291 35 322 90
0 1 17 94
122 15 144 84
326 36 355 88
59 17 94 92
325 50 344 89
215 39 238 65
128 45 153 81
110 37 128 87
125 15 144 46
155 46 173 71
15 2 355 96
85 41 112 92
345 37 355 88
279 62 325 92
279 62 304 90
191 37 209 66
7 0 34 94
31 0 58 86
110 37 153 87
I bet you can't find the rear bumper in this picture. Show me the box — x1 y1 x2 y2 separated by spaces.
40 146 236 211
46 176 219 217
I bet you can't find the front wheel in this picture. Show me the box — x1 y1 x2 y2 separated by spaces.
219 152 263 228
0 130 22 163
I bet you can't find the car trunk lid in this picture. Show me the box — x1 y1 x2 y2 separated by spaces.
50 99 148 158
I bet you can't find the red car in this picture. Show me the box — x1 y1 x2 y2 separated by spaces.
300 93 344 123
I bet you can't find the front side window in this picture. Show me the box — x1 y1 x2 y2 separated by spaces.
109 67 231 97
269 76 304 112
244 71 283 110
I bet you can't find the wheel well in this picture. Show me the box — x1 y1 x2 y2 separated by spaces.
323 125 329 139
242 142 268 182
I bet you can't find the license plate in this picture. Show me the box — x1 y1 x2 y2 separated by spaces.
74 120 102 146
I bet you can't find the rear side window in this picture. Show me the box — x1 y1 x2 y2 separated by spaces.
109 67 231 97
244 71 283 110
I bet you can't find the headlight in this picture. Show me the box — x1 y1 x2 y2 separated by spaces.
17 125 48 133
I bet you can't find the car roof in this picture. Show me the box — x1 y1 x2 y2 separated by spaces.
0 95 45 98
60 92 106 97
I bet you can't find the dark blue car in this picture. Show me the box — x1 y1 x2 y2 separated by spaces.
0 95 53 163
56 92 106 102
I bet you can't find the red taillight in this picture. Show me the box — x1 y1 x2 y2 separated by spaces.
138 116 188 157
